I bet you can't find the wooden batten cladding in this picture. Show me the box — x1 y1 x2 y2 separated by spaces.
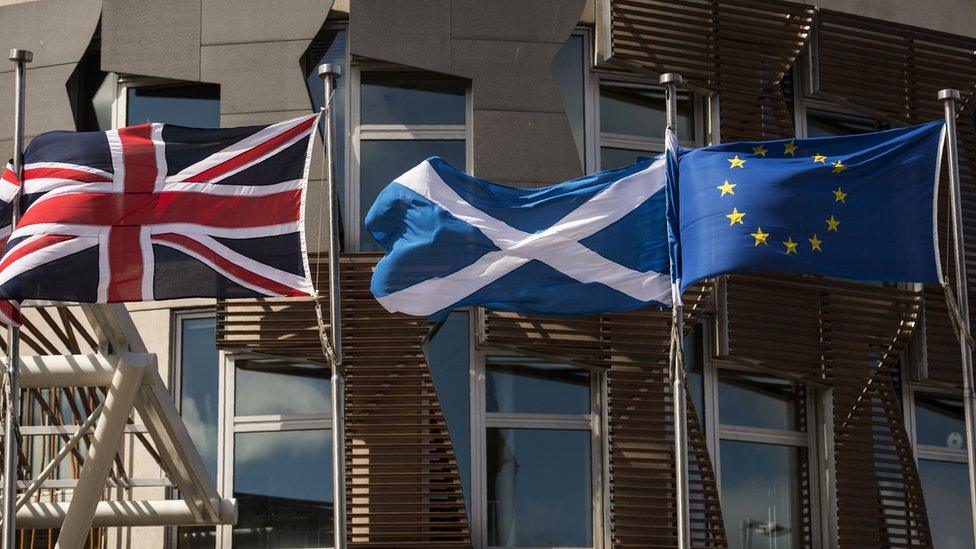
608 0 814 140
483 284 727 548
812 9 976 388
217 253 471 548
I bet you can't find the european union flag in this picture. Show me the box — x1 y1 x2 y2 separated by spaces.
675 120 945 291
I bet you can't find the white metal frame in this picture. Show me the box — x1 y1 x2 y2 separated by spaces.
346 57 473 250
699 322 826 549
902 375 969 465
470 346 606 549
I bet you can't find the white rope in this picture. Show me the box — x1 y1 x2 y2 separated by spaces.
942 278 976 349
313 89 339 368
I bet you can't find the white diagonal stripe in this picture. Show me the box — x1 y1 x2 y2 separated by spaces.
376 159 672 315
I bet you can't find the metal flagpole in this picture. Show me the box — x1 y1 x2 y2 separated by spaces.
2 48 30 549
318 62 347 549
661 72 691 549
939 87 976 544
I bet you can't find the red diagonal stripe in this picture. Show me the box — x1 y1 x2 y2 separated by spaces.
184 116 316 183
0 301 22 327
152 233 307 296
23 167 110 184
0 234 75 273
2 164 20 187
17 190 302 229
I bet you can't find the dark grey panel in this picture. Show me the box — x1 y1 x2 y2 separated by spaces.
0 0 100 69
102 0 203 82
451 0 587 43
451 39 564 113
201 40 313 114
349 0 452 74
202 0 330 46
473 109 582 184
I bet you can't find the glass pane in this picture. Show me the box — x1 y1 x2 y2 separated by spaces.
234 430 333 548
552 34 586 167
599 81 694 139
361 72 465 125
180 317 219 478
720 440 810 549
428 311 472 520
718 371 806 432
126 83 220 127
915 394 966 450
306 28 347 209
235 359 331 416
359 139 465 251
919 459 974 549
600 146 650 170
178 527 216 549
806 107 887 137
486 356 589 415
487 428 591 547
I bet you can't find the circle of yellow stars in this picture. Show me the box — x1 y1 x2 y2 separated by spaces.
718 141 848 255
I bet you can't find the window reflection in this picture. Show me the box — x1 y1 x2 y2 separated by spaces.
919 459 974 549
486 357 589 415
915 394 966 449
718 371 806 432
805 107 887 138
359 139 466 251
600 147 648 170
487 428 591 547
235 359 331 416
361 73 466 126
126 83 220 127
233 430 333 548
552 34 586 166
599 81 694 140
720 440 810 549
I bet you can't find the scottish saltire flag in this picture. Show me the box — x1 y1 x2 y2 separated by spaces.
676 120 945 291
0 114 319 303
366 157 673 318
0 164 21 326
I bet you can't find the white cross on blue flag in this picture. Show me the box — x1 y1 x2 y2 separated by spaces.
365 156 673 319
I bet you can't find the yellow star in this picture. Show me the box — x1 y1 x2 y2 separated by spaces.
826 215 840 232
813 153 828 163
784 141 798 156
728 155 746 169
833 187 847 203
832 160 846 174
717 180 736 196
751 227 769 246
783 237 798 254
726 207 746 225
752 145 768 157
809 234 823 251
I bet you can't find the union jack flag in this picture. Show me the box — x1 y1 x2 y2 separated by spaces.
0 163 21 325
0 114 319 303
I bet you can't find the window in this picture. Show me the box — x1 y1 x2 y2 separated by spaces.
226 356 334 548
472 354 604 549
790 57 888 139
693 325 824 549
905 390 974 548
175 313 221 548
116 78 220 128
350 68 470 251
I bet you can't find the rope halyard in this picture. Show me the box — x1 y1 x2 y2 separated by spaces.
668 305 687 385
943 278 976 350
312 90 342 371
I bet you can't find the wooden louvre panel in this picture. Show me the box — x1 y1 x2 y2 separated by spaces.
813 8 976 387
218 253 471 548
482 284 727 548
609 0 814 140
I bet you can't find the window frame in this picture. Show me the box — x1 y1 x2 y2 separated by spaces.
346 58 473 250
699 321 828 549
470 346 607 549
113 75 220 129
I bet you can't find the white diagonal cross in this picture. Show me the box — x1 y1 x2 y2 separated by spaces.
376 159 673 316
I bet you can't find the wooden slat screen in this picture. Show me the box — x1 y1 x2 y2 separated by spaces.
813 8 976 388
609 0 813 140
218 254 471 548
483 285 726 548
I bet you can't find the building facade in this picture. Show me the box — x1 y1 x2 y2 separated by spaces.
2 0 976 548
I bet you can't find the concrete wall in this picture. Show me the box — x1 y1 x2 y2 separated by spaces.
809 0 976 37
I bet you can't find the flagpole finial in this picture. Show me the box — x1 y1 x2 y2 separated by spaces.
940 88 961 102
659 73 682 86
317 63 342 80
8 49 31 64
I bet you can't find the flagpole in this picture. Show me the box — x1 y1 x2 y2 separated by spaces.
318 62 346 549
661 72 691 549
939 87 976 544
1 48 30 549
